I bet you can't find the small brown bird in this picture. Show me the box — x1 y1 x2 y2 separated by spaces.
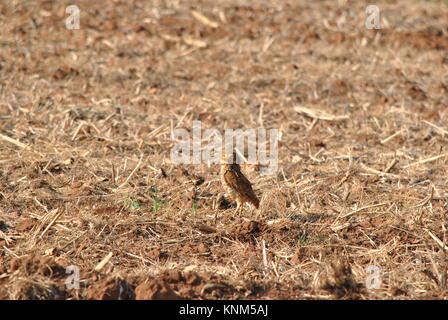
220 151 260 214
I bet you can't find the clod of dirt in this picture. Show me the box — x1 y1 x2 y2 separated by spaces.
86 278 133 300
161 269 203 286
233 221 264 242
197 243 210 254
147 248 166 260
6 255 68 299
93 206 120 215
21 282 67 300
196 223 217 234
407 83 427 101
16 218 38 232
290 247 306 264
185 272 202 286
330 79 351 97
134 278 182 300
9 255 66 278
70 181 83 189
161 270 183 283
52 66 79 80
236 221 260 234
391 286 408 296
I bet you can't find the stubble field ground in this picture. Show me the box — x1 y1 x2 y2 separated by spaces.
0 0 448 299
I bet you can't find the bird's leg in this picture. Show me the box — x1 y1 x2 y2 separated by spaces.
235 201 241 214
236 200 244 215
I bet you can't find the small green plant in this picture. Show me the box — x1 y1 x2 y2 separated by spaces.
152 194 164 213
192 201 198 213
123 195 141 211
297 231 308 246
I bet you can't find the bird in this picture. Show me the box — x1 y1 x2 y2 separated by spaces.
220 151 260 214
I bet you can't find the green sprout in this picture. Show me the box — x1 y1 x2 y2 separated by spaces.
297 231 308 246
123 195 142 211
152 194 164 213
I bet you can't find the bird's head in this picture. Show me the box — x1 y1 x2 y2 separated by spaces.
220 151 240 167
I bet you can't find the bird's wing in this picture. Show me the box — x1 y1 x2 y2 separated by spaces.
224 169 256 198
236 169 253 186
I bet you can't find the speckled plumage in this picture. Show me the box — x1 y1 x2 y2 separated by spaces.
220 152 259 214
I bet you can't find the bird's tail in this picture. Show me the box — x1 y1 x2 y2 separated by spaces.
250 197 260 209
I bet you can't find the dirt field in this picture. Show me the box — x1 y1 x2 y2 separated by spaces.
1 0 448 300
